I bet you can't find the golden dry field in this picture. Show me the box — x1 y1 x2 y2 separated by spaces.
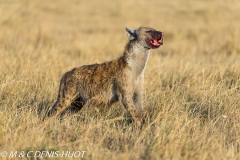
1 0 240 159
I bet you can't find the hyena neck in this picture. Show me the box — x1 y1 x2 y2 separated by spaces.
123 41 150 77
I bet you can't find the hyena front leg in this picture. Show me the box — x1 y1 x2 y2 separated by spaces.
133 89 143 113
133 74 144 113
119 81 143 126
121 94 143 126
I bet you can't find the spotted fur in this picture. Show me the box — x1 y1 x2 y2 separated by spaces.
46 27 164 126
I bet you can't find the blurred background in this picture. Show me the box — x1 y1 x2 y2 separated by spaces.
1 0 239 60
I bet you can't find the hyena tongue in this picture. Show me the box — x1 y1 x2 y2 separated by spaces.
153 39 160 45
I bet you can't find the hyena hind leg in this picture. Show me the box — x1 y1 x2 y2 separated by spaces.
47 96 73 118
46 76 79 118
59 96 85 118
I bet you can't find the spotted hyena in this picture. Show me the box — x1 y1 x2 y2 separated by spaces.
46 27 164 126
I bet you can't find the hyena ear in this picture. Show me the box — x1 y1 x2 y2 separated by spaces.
125 27 137 41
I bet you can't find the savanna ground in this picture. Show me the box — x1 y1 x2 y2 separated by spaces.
0 0 240 159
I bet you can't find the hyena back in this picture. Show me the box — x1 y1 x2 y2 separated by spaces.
47 27 164 126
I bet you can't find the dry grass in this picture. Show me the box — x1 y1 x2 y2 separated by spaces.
1 0 240 159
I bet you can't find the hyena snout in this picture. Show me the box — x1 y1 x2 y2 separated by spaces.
146 30 164 48
152 31 163 42
155 31 163 40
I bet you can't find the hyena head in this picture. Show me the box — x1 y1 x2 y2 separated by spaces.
125 27 164 49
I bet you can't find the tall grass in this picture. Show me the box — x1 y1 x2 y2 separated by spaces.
0 0 240 159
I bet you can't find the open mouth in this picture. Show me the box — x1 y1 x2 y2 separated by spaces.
149 39 161 47
146 32 164 48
